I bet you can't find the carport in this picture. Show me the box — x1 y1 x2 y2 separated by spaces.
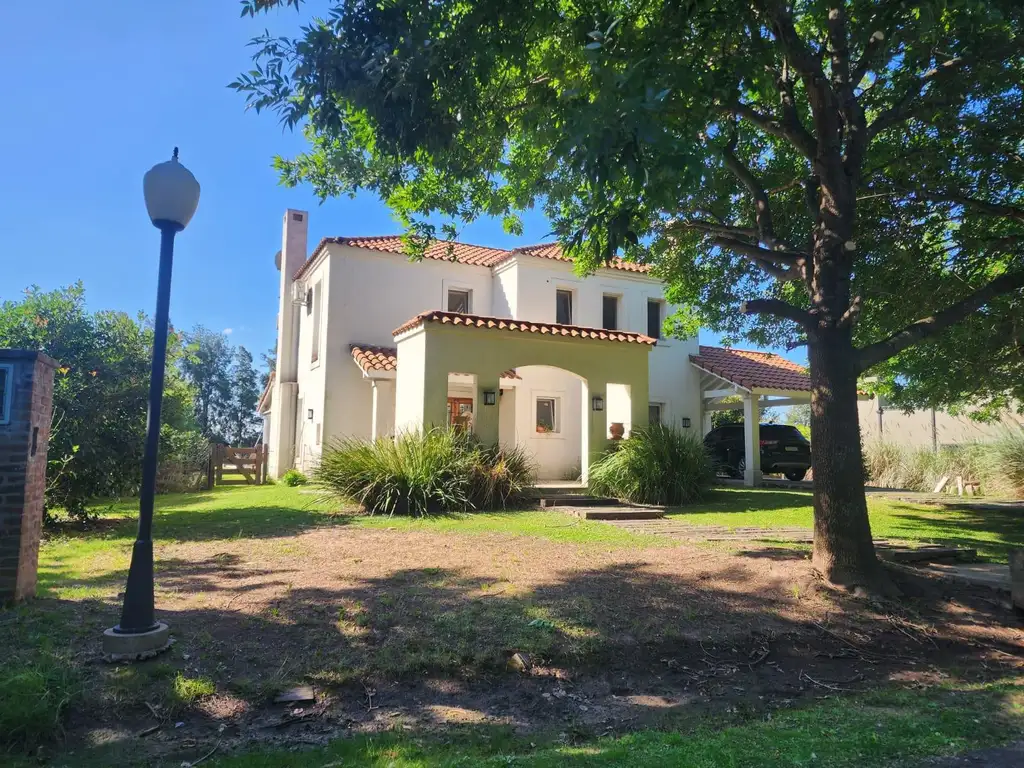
690 346 816 487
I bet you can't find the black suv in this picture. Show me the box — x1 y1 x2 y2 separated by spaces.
703 424 811 481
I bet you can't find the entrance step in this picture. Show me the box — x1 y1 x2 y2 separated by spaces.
538 495 621 508
876 544 976 564
527 483 586 498
564 506 665 521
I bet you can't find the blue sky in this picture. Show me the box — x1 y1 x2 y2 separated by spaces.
0 1 795 368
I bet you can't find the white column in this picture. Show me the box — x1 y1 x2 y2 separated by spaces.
370 380 395 440
743 394 762 486
702 406 713 436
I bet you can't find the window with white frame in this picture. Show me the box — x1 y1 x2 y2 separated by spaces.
556 289 573 324
311 280 323 364
602 294 619 330
447 288 471 313
649 403 664 425
0 364 12 425
535 397 558 433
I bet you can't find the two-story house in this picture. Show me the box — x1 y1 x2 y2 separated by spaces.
259 208 813 484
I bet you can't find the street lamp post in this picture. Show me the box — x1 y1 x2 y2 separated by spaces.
103 149 200 659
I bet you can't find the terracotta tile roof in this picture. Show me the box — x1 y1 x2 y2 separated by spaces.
350 343 520 379
392 310 658 346
513 243 651 273
294 236 651 278
350 344 397 374
690 345 810 392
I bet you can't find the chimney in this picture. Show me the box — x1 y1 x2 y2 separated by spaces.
276 209 308 383
268 209 308 477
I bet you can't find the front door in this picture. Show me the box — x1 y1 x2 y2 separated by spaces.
447 397 473 429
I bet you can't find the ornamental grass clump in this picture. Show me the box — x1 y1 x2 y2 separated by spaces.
315 428 536 516
588 423 715 506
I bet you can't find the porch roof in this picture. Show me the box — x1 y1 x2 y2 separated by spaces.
392 310 658 345
690 345 810 393
349 343 520 380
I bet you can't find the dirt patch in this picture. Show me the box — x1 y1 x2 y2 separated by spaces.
45 527 1024 763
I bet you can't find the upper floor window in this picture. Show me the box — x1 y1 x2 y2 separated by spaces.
311 280 323 364
556 290 573 325
647 299 663 339
447 288 471 314
602 295 619 330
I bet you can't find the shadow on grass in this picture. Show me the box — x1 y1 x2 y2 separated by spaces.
881 502 1024 561
7 523 1024 764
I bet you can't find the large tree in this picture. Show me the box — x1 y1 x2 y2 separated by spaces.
180 326 233 440
0 284 195 517
234 0 1023 590
225 345 263 445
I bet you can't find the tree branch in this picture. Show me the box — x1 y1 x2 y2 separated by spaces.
851 30 886 87
867 56 964 139
721 138 800 254
826 5 869 177
923 191 1024 223
856 270 1024 372
711 236 805 266
727 99 815 160
740 298 815 329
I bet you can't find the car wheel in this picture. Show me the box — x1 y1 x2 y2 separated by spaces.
784 469 807 482
736 456 746 478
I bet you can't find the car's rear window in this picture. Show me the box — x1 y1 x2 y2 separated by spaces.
762 425 807 441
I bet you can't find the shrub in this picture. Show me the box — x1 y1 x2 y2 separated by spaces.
863 434 1024 497
469 442 536 510
588 423 715 505
988 425 1024 497
315 428 536 516
281 469 309 487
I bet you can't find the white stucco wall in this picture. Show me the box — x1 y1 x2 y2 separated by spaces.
293 256 329 472
277 228 703 478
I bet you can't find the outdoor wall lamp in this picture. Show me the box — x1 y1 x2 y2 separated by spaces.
483 390 497 406
681 417 691 428
105 148 200 660
592 395 605 411
307 409 314 420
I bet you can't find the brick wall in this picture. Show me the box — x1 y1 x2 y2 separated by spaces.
0 350 57 602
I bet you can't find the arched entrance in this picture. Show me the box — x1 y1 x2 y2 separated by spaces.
392 311 655 482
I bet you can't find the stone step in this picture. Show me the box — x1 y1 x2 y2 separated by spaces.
538 495 621 508
565 507 666 520
876 545 976 564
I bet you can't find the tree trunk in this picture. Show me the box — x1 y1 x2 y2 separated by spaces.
807 328 890 591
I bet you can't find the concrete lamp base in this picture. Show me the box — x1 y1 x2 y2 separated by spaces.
102 623 172 662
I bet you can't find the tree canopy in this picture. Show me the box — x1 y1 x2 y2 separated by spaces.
235 0 1023 589
0 285 264 519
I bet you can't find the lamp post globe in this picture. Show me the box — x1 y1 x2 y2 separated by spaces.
103 149 200 660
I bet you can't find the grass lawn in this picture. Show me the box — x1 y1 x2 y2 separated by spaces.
667 487 1024 561
3 484 1022 766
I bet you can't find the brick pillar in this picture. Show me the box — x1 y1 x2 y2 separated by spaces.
0 350 57 603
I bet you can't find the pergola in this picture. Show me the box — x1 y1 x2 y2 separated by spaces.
691 346 818 486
